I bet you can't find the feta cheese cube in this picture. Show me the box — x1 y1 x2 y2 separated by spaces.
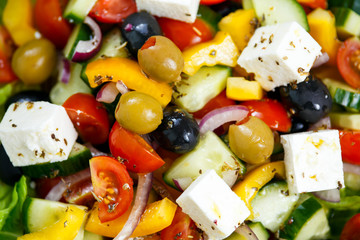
176 169 250 239
237 22 322 91
281 129 344 194
135 0 200 23
0 101 78 166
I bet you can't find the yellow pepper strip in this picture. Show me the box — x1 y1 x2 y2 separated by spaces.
18 206 87 240
3 0 37 46
307 8 341 66
218 9 257 51
232 161 285 219
85 198 177 238
226 77 264 101
182 31 240 76
85 57 172 107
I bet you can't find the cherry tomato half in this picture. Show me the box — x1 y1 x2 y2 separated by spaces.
89 0 137 23
34 0 73 49
0 26 17 83
297 0 327 9
241 98 292 132
337 37 360 89
109 121 165 173
63 93 110 145
90 156 133 223
341 213 360 240
339 130 360 165
157 17 213 51
200 0 227 5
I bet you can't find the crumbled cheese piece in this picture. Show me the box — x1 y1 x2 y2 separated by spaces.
237 21 322 91
281 129 344 194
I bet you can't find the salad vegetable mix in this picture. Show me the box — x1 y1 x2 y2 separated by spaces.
0 0 360 239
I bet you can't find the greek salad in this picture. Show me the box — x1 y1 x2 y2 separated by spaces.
0 0 359 239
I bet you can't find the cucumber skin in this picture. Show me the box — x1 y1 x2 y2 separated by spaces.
328 0 360 15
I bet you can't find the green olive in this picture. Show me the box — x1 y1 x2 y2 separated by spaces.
138 36 184 83
229 116 274 164
115 91 163 134
11 38 57 85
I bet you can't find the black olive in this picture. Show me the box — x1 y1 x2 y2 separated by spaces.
279 75 332 123
5 90 50 110
150 106 200 154
0 144 22 185
290 116 309 133
121 11 162 57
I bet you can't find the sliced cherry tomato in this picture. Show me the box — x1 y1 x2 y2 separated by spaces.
109 121 165 173
0 26 17 83
297 0 327 9
339 130 360 165
90 156 133 223
157 17 213 51
160 207 201 240
241 98 292 132
200 0 227 5
337 37 360 89
63 93 110 145
89 0 137 23
34 0 72 49
191 90 235 119
341 213 360 240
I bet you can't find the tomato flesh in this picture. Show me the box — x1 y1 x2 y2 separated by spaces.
0 26 17 83
297 0 327 9
339 130 360 165
341 213 360 240
200 0 227 5
90 0 137 23
337 38 360 89
90 156 133 223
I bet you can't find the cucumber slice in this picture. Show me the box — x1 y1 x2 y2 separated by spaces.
84 231 107 240
248 222 269 240
0 232 18 240
328 0 360 15
333 8 360 39
163 131 246 191
242 0 254 10
329 112 360 130
21 142 91 178
64 0 97 23
344 172 360 191
63 22 92 60
251 181 299 232
173 66 231 113
279 197 330 240
252 0 309 31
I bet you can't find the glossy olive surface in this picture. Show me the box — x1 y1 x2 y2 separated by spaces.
5 90 50 110
0 144 22 185
121 11 162 57
229 116 274 164
279 75 332 123
138 36 184 83
115 91 163 134
11 38 57 85
150 106 200 153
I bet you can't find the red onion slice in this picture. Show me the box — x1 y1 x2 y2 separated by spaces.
96 82 119 103
116 80 130 95
45 168 91 201
343 162 360 176
313 188 341 203
234 224 258 240
72 17 102 62
58 58 71 84
199 105 249 135
313 52 329 68
173 177 193 192
114 172 153 240
308 116 331 131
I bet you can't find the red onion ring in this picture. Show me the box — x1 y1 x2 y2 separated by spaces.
313 52 329 68
58 58 71 84
308 116 331 131
116 81 130 95
343 162 360 176
152 178 176 202
45 168 91 201
114 172 153 240
313 188 341 203
234 224 258 240
72 17 102 62
96 82 119 103
173 177 193 192
199 105 249 135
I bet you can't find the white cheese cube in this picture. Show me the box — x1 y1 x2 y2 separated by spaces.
281 129 344 194
237 22 322 91
0 101 78 166
176 169 250 239
135 0 200 23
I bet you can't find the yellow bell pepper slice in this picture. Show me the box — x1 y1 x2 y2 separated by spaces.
226 77 264 101
85 57 172 107
3 0 37 46
182 31 239 76
232 161 285 219
218 9 257 51
18 206 87 240
85 198 177 238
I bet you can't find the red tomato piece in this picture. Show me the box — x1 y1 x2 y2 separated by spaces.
63 93 110 145
90 156 133 223
109 121 165 173
0 26 17 83
89 0 137 23
191 90 236 119
241 99 292 132
337 38 360 89
34 0 73 49
157 17 214 51
200 0 227 5
161 207 201 240
339 130 360 165
297 0 327 9
341 213 360 240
